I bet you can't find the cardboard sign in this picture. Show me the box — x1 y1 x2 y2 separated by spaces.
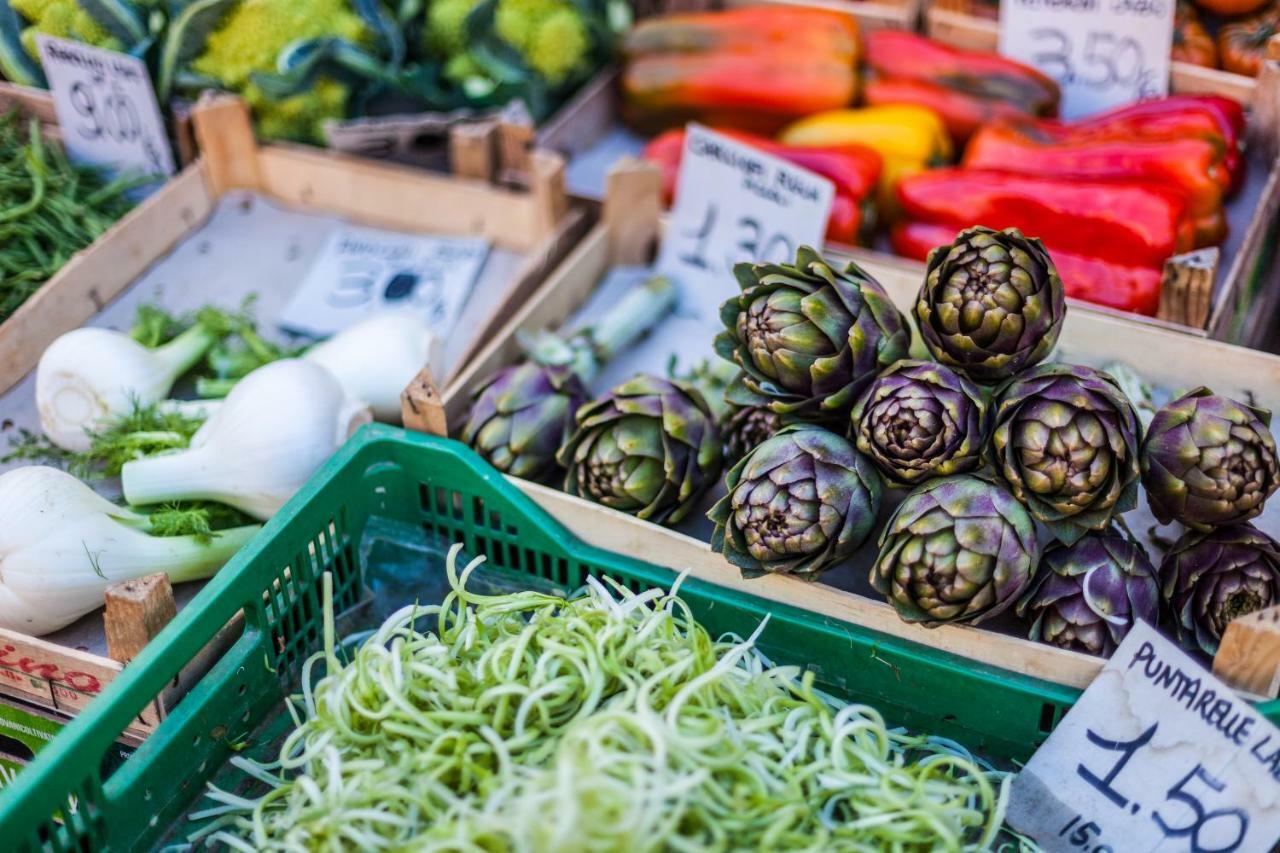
278 224 489 338
998 0 1174 118
1008 620 1280 852
656 124 833 322
36 36 175 179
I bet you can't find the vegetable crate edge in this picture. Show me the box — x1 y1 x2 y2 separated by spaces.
0 426 1075 851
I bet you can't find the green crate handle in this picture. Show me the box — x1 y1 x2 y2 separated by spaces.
0 424 1262 851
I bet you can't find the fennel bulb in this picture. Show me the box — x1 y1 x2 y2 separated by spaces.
122 360 372 520
304 313 443 422
0 467 259 636
37 324 218 453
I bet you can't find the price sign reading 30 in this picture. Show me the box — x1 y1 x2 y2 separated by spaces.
999 0 1175 117
1008 621 1280 852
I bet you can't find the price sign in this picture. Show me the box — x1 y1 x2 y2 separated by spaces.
1007 621 1280 852
998 0 1174 118
656 124 833 320
36 36 175 180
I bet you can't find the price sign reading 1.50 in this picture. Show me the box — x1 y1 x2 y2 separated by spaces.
1007 622 1280 852
656 125 833 321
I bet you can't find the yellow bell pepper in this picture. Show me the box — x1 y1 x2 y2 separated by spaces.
778 105 953 211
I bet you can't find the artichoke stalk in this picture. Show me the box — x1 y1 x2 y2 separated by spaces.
850 359 987 487
915 226 1065 383
872 474 1039 626
462 276 677 481
1016 529 1159 657
558 374 722 524
989 363 1142 545
716 246 910 421
1141 387 1279 531
1160 524 1280 656
708 424 882 580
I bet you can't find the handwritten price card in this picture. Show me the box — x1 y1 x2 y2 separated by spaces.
999 0 1174 118
37 36 175 179
656 124 833 321
1008 620 1280 852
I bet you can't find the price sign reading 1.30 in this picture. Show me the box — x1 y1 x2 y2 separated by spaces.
999 0 1174 117
1007 621 1280 852
656 124 833 321
36 35 175 181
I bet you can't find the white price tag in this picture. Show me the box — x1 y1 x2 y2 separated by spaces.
36 36 175 179
656 124 833 321
1008 621 1280 852
998 0 1174 118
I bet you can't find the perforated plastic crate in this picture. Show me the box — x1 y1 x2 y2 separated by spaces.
0 425 1095 851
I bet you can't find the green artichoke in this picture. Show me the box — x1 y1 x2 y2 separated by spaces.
871 474 1038 626
915 226 1065 383
1016 529 1159 657
1141 388 1279 532
850 359 987 487
722 403 786 464
558 374 722 524
989 363 1142 545
1160 524 1280 655
462 362 589 480
715 245 910 421
709 424 881 579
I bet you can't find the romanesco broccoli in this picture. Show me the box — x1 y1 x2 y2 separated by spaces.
525 7 588 85
426 0 592 88
425 0 478 57
12 0 122 60
192 0 367 143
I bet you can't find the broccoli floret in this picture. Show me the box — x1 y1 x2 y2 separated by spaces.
192 0 367 142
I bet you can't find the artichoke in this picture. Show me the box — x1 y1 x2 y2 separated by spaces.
1160 523 1280 655
462 362 589 480
1016 530 1159 657
915 226 1065 383
709 425 881 580
558 374 722 524
715 245 910 420
989 363 1142 544
1141 387 1279 531
850 359 987 487
723 403 786 463
871 474 1038 626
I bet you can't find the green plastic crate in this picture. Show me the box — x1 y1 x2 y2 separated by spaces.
0 425 1254 851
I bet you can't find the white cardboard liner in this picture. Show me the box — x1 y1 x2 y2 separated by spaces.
0 190 526 657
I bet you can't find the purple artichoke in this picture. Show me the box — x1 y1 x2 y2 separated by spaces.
715 245 910 420
723 404 786 464
915 226 1065 383
462 362 589 481
850 359 987 487
871 474 1039 626
1017 530 1159 657
1160 523 1280 656
1141 388 1278 532
989 363 1142 545
709 424 881 579
558 374 722 525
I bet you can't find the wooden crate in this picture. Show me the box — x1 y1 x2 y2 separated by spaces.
0 93 590 734
417 160 1280 693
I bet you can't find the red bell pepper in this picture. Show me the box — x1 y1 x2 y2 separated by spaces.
963 123 1227 245
623 6 860 62
863 77 1032 146
998 95 1244 192
643 129 881 245
865 31 1060 117
896 169 1193 267
892 220 1162 316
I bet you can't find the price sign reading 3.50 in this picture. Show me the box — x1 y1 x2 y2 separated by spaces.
1000 0 1175 117
1008 621 1280 852
656 125 834 321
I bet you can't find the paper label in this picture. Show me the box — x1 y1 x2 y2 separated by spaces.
1007 621 1280 852
278 224 490 338
998 0 1174 118
656 124 833 322
36 36 175 179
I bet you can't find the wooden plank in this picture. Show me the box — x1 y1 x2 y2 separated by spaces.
1211 159 1280 341
401 368 448 436
448 120 498 182
0 162 214 395
604 159 662 265
0 82 58 123
191 94 262 194
1159 247 1218 328
1214 605 1280 699
517 480 1106 689
104 575 177 664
